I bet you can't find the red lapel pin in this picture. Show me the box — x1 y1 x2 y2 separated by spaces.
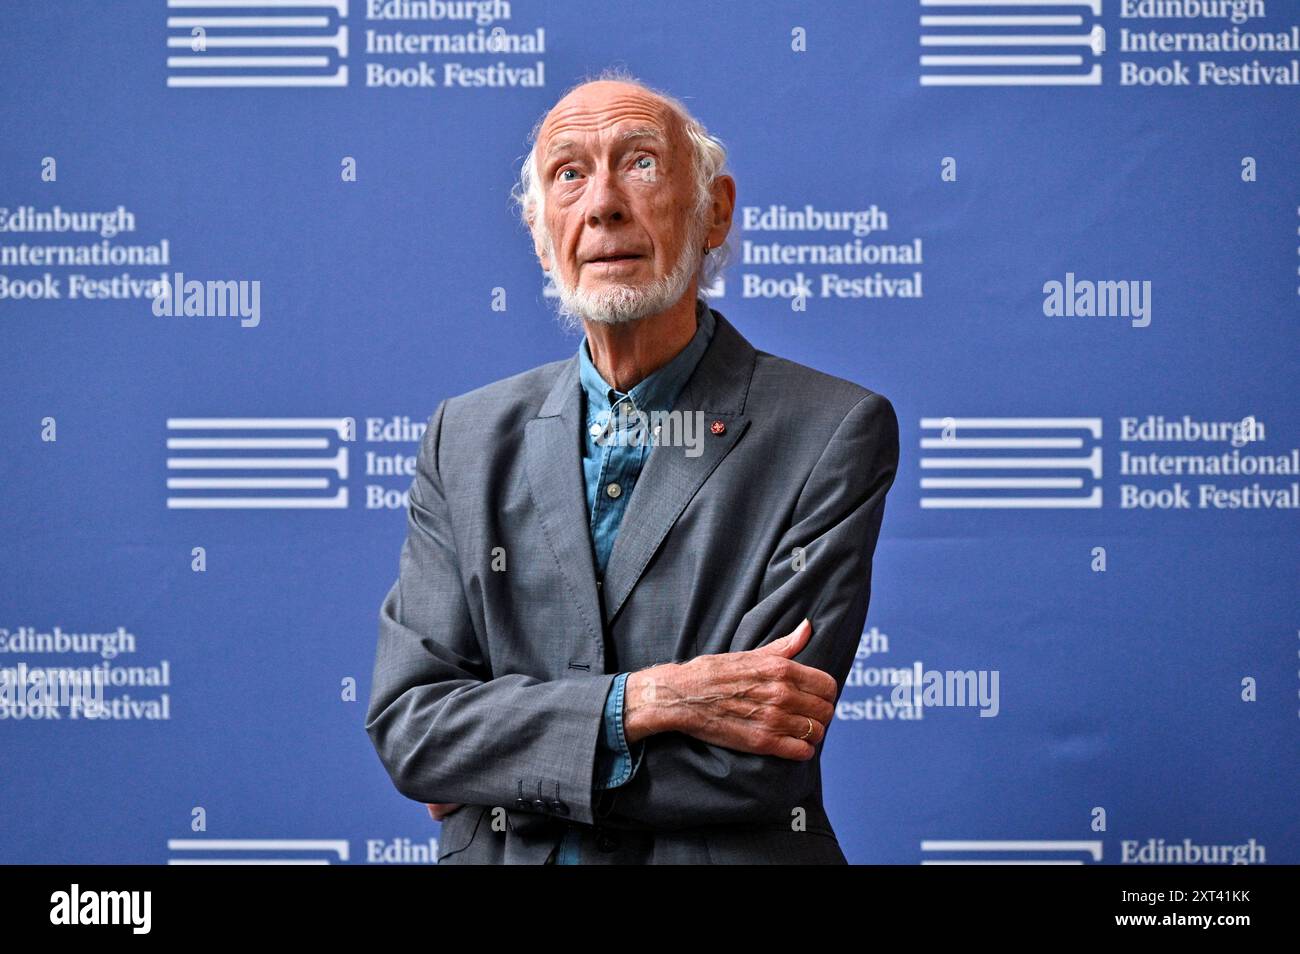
710 420 726 435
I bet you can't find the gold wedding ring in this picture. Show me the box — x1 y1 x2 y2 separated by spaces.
799 717 814 741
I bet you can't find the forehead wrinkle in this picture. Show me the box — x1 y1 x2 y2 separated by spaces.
544 137 577 159
544 126 666 162
616 126 668 145
537 91 679 150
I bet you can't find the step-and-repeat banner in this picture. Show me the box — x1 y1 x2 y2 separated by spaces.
1 1 1296 865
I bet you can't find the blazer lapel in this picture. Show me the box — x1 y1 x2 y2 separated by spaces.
601 309 757 624
522 357 606 666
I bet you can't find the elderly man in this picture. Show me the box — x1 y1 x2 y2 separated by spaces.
365 73 898 864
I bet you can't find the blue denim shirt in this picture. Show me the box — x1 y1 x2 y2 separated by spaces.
551 298 716 864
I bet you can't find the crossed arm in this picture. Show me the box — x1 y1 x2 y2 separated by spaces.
366 391 898 829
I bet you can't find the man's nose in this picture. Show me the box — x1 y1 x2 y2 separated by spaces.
584 168 630 227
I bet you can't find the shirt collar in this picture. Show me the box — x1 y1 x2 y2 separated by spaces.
578 297 716 416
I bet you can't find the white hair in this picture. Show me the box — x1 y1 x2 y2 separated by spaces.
511 67 734 297
539 205 706 330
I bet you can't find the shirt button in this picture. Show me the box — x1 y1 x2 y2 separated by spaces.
605 482 622 499
589 423 603 437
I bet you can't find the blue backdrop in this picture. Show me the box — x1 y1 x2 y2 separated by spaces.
1 0 1296 865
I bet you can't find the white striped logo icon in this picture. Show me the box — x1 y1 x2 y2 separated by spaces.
919 0 1104 87
166 0 349 88
166 417 350 509
921 839 1104 864
167 838 350 864
920 416 1103 509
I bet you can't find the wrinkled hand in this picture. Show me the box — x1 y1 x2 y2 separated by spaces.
623 618 836 760
425 803 464 821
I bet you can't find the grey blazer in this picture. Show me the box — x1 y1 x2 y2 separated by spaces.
365 306 899 864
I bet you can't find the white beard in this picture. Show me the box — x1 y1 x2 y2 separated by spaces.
545 223 705 329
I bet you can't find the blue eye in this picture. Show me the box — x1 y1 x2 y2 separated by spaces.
634 156 655 170
558 168 579 182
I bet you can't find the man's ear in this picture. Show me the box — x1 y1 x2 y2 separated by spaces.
705 174 736 251
528 215 552 272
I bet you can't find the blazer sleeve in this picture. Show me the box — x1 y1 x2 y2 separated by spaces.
364 399 617 826
592 390 900 831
